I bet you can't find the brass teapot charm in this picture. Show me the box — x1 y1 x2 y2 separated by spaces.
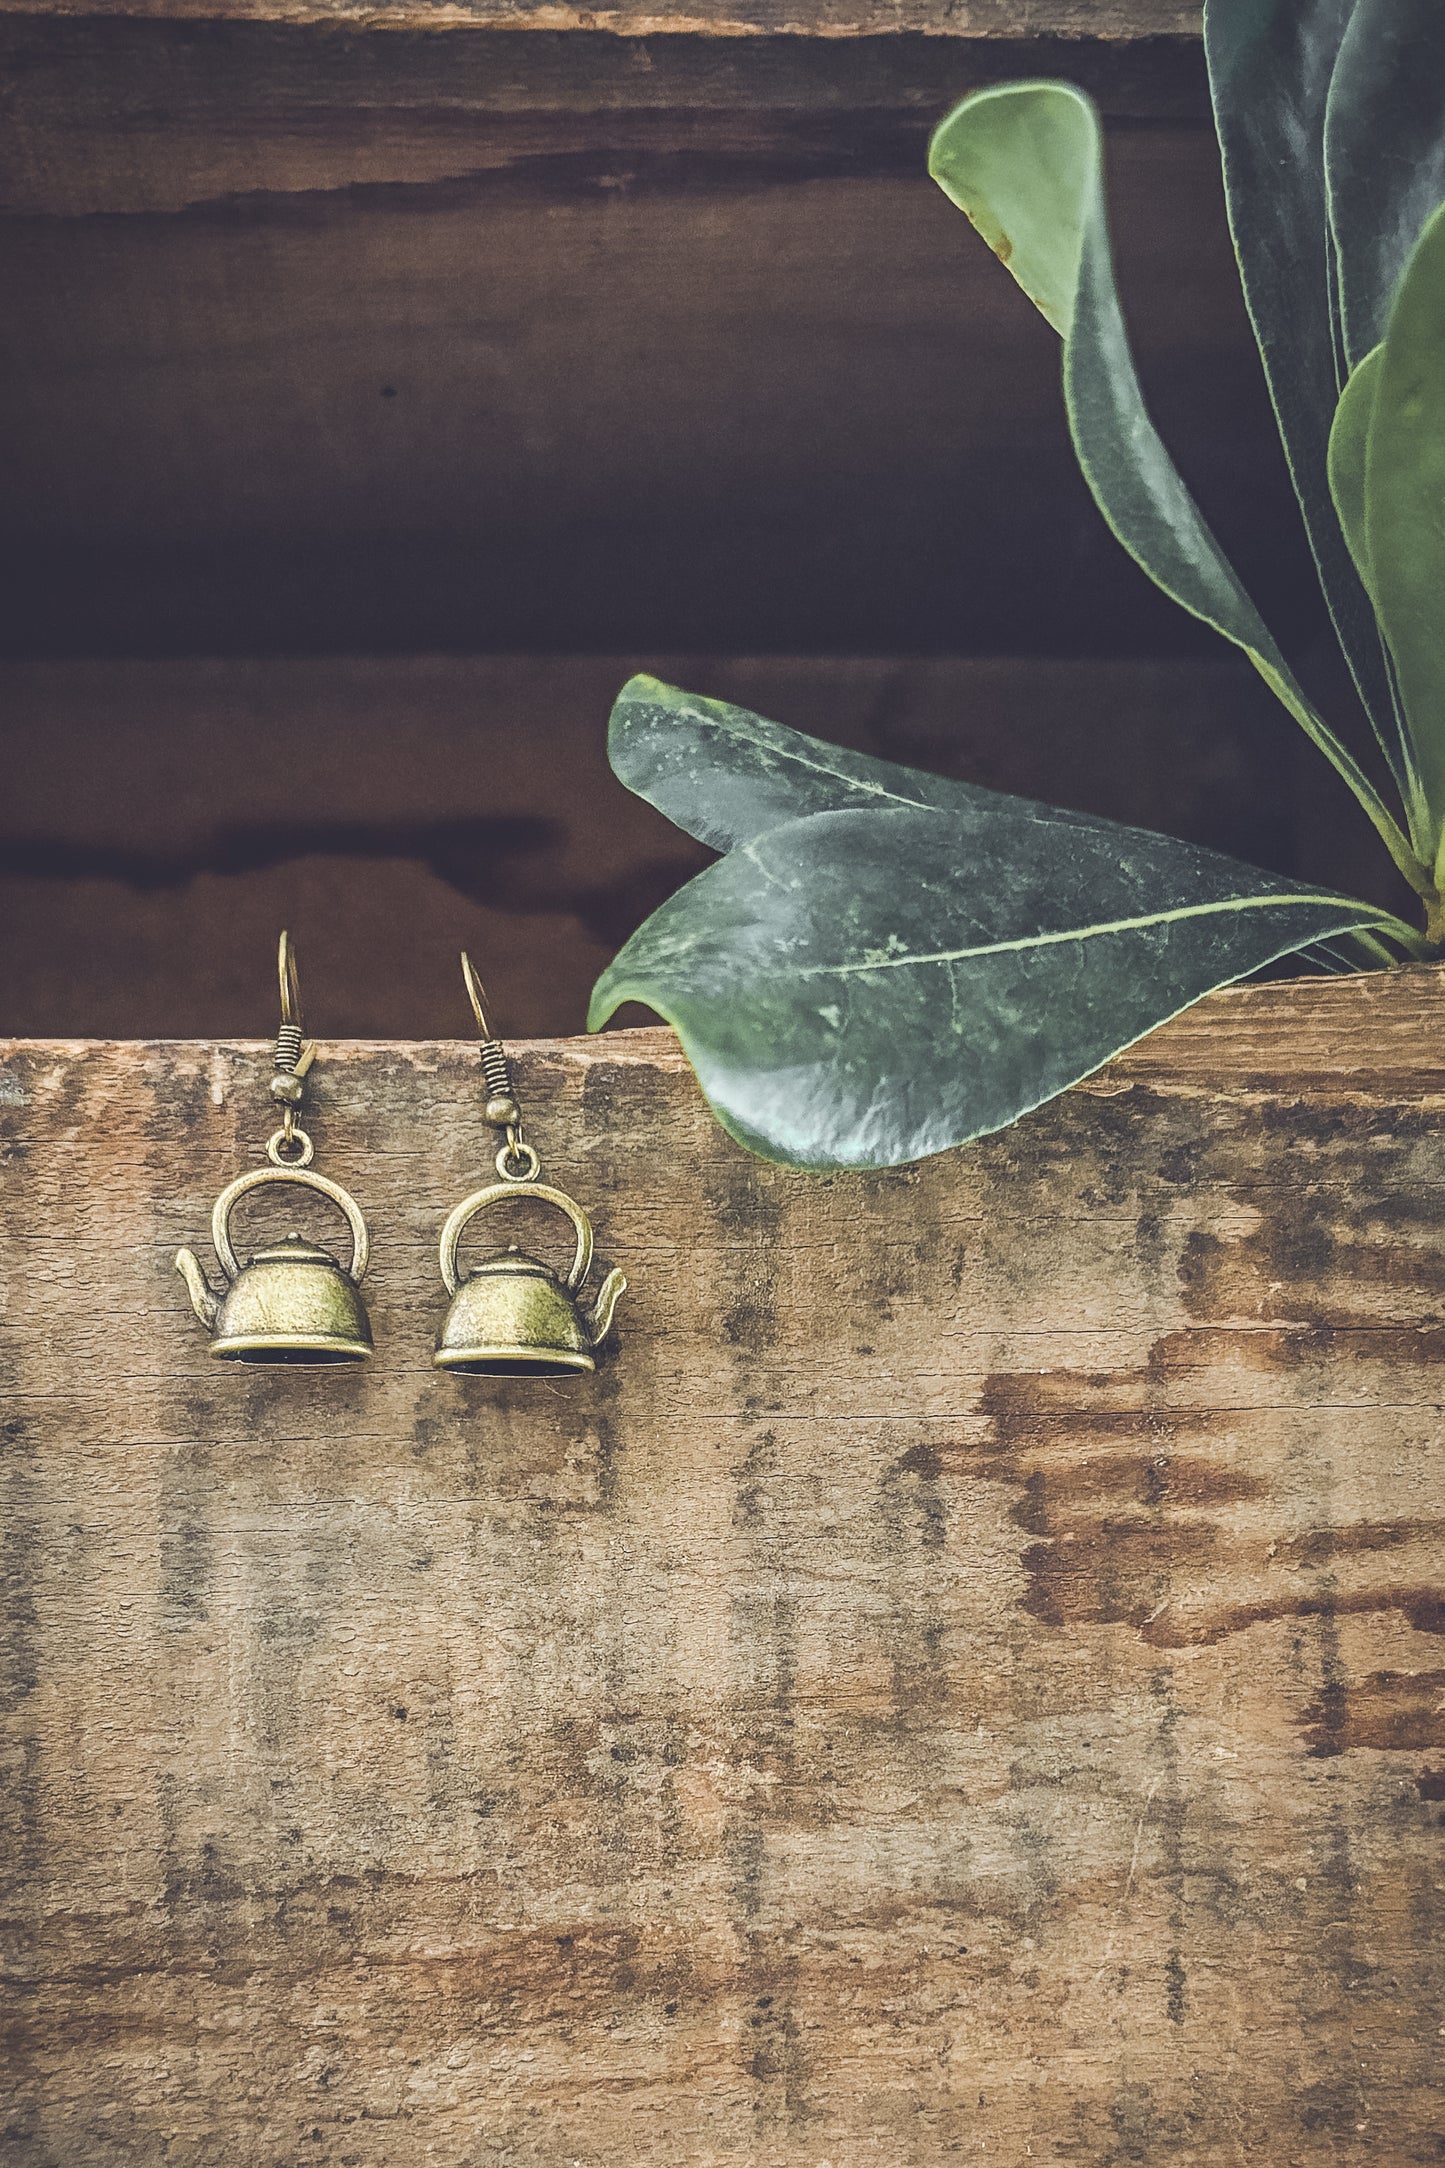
175 932 374 1365
177 1166 372 1365
433 952 625 1379
435 1182 624 1378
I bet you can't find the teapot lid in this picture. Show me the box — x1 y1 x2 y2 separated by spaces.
247 1230 340 1268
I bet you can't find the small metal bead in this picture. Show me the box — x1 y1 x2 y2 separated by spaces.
485 1094 522 1129
269 1072 305 1105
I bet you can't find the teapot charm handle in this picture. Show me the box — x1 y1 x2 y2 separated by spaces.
212 1164 371 1284
438 1181 594 1298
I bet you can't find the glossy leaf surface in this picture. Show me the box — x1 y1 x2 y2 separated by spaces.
1365 202 1445 843
591 689 1399 1169
1325 0 1445 368
606 673 1096 852
927 81 1412 881
1205 0 1405 786
1327 343 1381 594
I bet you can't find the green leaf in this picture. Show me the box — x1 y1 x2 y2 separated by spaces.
1325 0 1445 370
590 719 1408 1169
1365 201 1445 855
1206 0 1410 800
608 672 1101 850
927 82 1419 891
1327 343 1382 593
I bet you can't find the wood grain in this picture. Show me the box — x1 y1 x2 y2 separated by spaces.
0 0 1200 37
0 22 1208 226
0 24 1280 661
2 977 1443 2162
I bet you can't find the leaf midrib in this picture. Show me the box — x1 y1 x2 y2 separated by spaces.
796 891 1376 978
680 708 930 812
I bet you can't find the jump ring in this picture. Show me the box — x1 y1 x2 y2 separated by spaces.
495 1141 541 1184
267 1125 315 1167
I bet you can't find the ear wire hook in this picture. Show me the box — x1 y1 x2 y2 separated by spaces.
460 950 494 1041
460 950 539 1183
278 928 303 1034
269 930 316 1157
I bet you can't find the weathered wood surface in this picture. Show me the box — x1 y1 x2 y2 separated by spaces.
0 20 1207 224
0 24 1254 663
4 651 1383 1041
2 973 1444 2163
0 0 1199 37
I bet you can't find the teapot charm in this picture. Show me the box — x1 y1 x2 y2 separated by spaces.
175 934 374 1365
176 1166 372 1365
435 1182 625 1378
433 953 625 1379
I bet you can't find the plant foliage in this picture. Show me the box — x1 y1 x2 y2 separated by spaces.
591 1 1445 1169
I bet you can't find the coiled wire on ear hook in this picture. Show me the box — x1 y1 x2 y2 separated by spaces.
268 930 316 1161
460 952 540 1182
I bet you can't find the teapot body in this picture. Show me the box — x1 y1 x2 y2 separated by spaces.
435 1253 596 1377
209 1235 373 1364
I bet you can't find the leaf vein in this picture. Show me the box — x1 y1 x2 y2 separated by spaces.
680 707 932 813
797 893 1377 978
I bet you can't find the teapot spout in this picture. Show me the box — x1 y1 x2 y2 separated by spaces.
587 1267 627 1348
174 1247 220 1330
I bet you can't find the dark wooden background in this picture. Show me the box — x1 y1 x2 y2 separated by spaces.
0 0 1410 1040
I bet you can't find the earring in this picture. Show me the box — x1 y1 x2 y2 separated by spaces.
433 953 625 1379
175 932 374 1365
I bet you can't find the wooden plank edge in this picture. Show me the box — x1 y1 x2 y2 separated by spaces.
1096 960 1445 1092
0 0 1202 36
4 962 1443 1103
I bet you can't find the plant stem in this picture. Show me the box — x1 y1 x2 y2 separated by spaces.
1349 926 1414 968
1357 908 1437 962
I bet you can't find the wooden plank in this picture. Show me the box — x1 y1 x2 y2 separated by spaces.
1103 962 1445 1091
0 651 1397 1040
0 25 1206 227
1 976 1442 2162
0 0 1200 37
0 25 1269 661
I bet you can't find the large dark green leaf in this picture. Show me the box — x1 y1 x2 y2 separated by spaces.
1205 0 1409 798
1365 202 1445 847
591 703 1408 1168
1325 0 1445 369
927 81 1418 891
608 672 1098 851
